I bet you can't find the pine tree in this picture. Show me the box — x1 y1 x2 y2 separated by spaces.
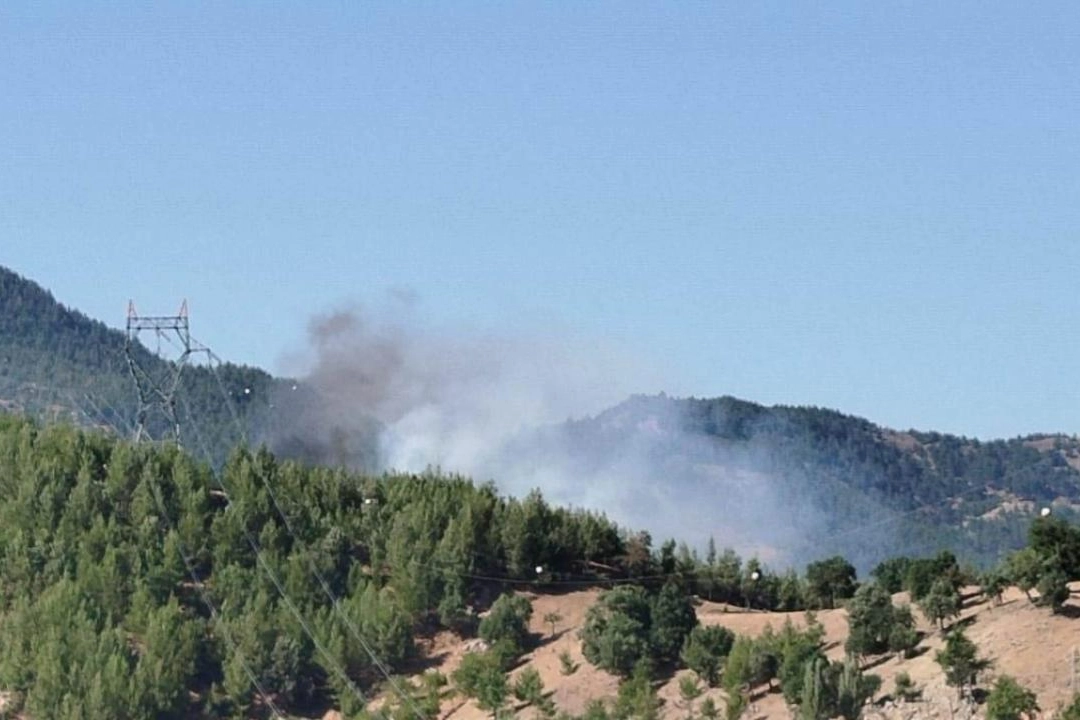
479 593 533 660
935 628 990 698
135 597 202 714
1007 548 1042 602
651 580 699 663
799 655 830 720
919 578 961 632
887 604 920 659
778 570 806 611
1037 567 1070 614
844 584 896 657
805 556 857 610
435 515 474 630
452 651 508 719
679 675 703 705
776 623 826 707
580 586 653 677
835 657 880 720
512 667 545 706
724 690 747 720
981 569 1008 606
893 672 921 702
614 660 661 720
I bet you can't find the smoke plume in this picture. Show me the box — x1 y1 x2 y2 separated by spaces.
268 302 840 567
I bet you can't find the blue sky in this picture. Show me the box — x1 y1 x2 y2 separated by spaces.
2 3 1078 439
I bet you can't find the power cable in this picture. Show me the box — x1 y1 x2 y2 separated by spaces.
176 391 373 713
157 371 1033 599
68 395 287 719
332 479 1025 592
120 315 371 714
189 354 427 720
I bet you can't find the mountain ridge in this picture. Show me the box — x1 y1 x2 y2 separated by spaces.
0 264 278 464
2 264 1078 569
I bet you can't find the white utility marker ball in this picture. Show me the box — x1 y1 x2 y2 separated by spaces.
1041 507 1052 517
535 566 544 575
750 571 760 581
244 387 251 395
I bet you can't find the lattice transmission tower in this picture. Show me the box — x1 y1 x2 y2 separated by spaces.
124 300 200 445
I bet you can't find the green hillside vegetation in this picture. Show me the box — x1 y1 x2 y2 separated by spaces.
5 413 1080 718
0 413 871 718
0 265 276 465
0 415 643 718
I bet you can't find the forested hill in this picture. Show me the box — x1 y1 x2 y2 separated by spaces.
4 264 1080 569
601 394 1080 509
0 415 637 718
0 265 276 463
540 394 1080 569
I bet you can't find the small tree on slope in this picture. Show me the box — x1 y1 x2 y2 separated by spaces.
985 675 1039 720
935 628 990 699
919 578 961 632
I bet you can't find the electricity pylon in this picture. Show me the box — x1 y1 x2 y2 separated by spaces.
124 300 196 445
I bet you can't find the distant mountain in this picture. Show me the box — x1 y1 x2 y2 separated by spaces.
3 264 1078 570
0 265 277 465
531 393 1080 570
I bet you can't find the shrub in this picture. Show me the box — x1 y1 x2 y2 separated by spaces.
680 625 735 687
986 675 1039 720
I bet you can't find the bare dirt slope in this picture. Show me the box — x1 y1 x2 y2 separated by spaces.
384 584 1080 720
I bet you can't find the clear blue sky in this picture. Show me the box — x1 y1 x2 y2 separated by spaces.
2 3 1078 439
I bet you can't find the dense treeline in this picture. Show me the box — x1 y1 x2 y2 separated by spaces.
0 414 896 718
0 415 650 718
5 412 1080 719
679 397 1080 510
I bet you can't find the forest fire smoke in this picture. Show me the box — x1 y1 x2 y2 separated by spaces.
268 302 848 568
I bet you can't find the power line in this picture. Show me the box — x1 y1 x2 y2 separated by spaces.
187 368 1039 596
331 480 1032 592
123 304 370 715
143 312 1063 670
188 353 427 720
122 357 1033 600
68 394 287 719
176 392 373 713
142 459 289 720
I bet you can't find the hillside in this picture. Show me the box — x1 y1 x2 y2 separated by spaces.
4 264 1080 571
420 583 1080 720
0 265 278 465
0 414 640 719
523 394 1080 570
4 400 1080 718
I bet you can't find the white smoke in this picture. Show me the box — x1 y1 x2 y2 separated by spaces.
269 300 831 565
